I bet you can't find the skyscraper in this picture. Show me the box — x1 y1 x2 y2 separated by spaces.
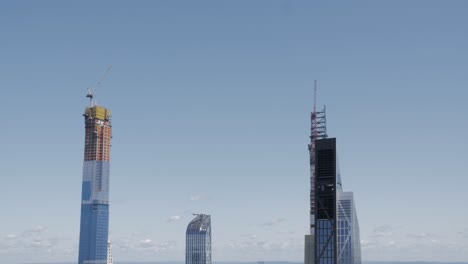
315 138 338 264
305 81 328 264
337 192 361 264
78 100 112 264
186 214 211 264
304 83 361 264
313 137 362 264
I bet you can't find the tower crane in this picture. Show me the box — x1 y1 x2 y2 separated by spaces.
86 65 113 106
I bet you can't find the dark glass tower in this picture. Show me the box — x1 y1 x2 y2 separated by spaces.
186 214 211 264
313 139 362 264
304 91 361 264
315 138 338 264
78 104 112 264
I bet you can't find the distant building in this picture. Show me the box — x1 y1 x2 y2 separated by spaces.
304 235 314 264
78 101 112 264
186 214 211 264
107 240 113 264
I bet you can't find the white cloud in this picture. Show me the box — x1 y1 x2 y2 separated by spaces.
406 232 438 240
0 225 66 261
30 237 54 248
113 238 132 251
277 230 296 235
139 239 154 248
166 215 182 222
261 217 286 227
227 235 302 254
371 224 393 238
31 225 46 232
137 239 176 252
4 234 17 240
154 240 177 252
112 233 177 255
361 225 468 261
189 195 209 201
240 233 258 240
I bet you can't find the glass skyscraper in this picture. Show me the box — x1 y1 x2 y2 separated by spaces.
312 138 362 264
78 104 112 264
337 192 361 264
315 138 338 264
305 102 361 264
186 214 211 264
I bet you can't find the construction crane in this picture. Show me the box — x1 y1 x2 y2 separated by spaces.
86 65 113 106
311 80 327 142
312 80 318 141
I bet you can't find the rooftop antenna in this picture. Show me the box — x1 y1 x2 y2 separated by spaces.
86 65 113 107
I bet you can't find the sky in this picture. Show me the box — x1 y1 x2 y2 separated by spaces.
0 1 467 263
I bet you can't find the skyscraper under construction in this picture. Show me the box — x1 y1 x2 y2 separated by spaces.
305 81 328 264
305 82 361 264
78 95 112 264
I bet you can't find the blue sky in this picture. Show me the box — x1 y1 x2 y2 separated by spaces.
0 1 467 263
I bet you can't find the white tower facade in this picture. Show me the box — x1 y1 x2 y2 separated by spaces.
107 240 113 264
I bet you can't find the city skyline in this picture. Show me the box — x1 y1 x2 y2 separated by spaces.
1 1 467 264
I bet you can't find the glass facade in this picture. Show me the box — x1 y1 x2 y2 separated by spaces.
337 193 361 264
315 138 338 264
78 106 112 264
186 214 211 264
307 107 361 264
313 138 361 264
316 219 336 264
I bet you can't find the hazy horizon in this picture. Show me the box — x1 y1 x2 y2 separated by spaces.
18 261 468 264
